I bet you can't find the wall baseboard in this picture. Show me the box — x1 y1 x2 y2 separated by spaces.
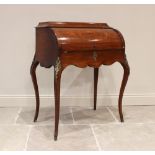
0 94 155 107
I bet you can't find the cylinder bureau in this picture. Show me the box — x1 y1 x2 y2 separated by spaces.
30 21 130 140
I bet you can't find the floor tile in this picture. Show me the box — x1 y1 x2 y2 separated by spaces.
72 107 115 124
93 123 155 150
109 105 155 123
0 125 30 151
27 125 98 151
16 107 73 125
0 107 20 124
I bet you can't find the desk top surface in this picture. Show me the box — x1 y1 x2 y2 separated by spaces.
37 21 109 29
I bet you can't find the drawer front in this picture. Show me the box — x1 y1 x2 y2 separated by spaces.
60 50 125 68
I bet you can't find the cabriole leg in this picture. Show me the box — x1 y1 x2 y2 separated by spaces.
94 68 99 110
118 59 130 122
30 58 39 122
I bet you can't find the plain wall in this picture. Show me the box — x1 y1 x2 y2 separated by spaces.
0 5 155 105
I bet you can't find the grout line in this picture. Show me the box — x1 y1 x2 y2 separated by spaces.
1 122 155 127
14 107 22 125
90 124 102 151
106 107 119 123
70 107 76 124
24 125 32 151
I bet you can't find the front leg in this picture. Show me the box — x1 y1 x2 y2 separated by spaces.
54 58 62 141
30 57 40 122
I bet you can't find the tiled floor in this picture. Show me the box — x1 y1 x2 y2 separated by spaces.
1 106 155 150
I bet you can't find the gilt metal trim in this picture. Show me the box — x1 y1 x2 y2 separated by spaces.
55 57 61 77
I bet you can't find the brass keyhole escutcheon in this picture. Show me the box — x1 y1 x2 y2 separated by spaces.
93 51 97 61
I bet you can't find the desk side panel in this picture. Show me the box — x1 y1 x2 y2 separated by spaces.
35 28 59 68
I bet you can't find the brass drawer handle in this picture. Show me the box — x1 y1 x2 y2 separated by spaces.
93 51 97 61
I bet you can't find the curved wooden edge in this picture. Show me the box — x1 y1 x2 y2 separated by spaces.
38 53 125 69
118 57 130 122
60 60 124 70
111 28 125 49
30 57 40 122
36 21 109 29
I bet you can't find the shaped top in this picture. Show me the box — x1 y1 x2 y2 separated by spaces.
37 21 109 29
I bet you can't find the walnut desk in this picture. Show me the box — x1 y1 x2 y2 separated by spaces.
30 21 130 140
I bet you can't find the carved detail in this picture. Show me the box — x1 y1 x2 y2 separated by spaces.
55 57 61 77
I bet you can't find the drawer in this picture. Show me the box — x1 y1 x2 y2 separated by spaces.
60 50 125 68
